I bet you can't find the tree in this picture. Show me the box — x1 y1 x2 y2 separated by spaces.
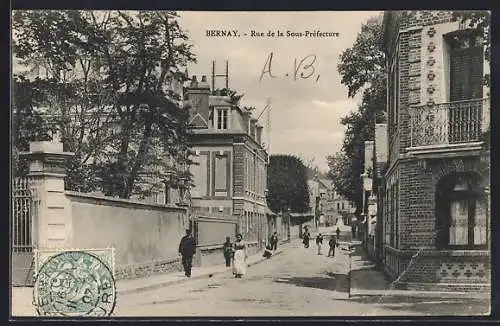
328 14 386 212
326 152 357 203
12 76 53 177
266 155 310 214
13 10 196 198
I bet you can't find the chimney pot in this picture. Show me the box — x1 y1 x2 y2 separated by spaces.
192 75 197 82
201 75 207 82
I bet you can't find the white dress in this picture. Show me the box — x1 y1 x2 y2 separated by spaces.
232 241 247 276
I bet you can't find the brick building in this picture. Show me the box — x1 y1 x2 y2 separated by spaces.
185 75 270 251
379 11 490 291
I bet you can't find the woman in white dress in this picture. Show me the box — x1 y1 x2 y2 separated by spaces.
232 233 248 278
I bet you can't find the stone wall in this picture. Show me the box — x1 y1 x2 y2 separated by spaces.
67 192 189 280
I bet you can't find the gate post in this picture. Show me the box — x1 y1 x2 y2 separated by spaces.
19 141 74 250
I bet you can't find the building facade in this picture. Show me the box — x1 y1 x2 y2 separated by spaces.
185 75 270 249
380 11 490 291
308 178 354 227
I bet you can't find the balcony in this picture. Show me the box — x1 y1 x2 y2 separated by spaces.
408 98 489 156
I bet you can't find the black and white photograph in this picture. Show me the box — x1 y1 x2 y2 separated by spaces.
10 9 491 317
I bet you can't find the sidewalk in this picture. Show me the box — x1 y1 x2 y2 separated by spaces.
349 244 489 299
11 239 296 316
119 239 294 295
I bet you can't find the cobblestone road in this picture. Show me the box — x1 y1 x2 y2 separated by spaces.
114 238 489 317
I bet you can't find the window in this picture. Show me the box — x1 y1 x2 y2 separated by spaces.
191 153 208 197
216 109 229 129
448 31 484 101
342 202 345 210
214 154 228 196
436 173 487 249
337 203 340 212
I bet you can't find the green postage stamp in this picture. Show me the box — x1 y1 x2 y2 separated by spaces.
32 248 116 317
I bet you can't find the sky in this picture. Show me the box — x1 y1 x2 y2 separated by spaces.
178 11 381 172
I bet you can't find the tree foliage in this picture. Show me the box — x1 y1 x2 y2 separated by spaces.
13 10 196 198
328 14 386 212
266 155 310 214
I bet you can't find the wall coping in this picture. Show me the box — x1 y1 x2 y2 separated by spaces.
65 191 187 212
384 245 490 257
198 241 259 251
116 256 180 270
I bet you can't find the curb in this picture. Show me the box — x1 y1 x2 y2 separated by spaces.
349 289 490 300
119 250 285 295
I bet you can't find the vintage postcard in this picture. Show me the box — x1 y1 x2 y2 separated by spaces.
11 10 491 318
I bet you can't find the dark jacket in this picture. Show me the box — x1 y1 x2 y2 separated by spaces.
316 235 323 244
179 235 196 256
223 241 234 257
329 238 337 248
270 235 278 244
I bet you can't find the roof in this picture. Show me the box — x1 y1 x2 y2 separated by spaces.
318 178 333 188
209 95 232 107
266 207 277 216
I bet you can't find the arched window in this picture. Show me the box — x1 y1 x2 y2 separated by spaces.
435 172 487 249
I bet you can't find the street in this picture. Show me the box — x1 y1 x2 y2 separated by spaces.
114 236 489 317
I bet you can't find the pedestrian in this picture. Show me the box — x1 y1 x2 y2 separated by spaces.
336 226 341 241
351 225 356 239
316 233 324 255
270 232 278 251
328 235 337 257
263 243 273 259
223 236 234 268
233 233 248 278
178 229 196 278
303 228 311 248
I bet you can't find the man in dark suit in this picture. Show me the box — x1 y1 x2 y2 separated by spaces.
178 229 196 277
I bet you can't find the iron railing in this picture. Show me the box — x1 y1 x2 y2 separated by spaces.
12 178 36 253
12 177 39 286
409 98 489 148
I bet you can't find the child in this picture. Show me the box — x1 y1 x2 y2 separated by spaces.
316 233 324 255
263 243 273 259
328 236 337 257
223 236 234 268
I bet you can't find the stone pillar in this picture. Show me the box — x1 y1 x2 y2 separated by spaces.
19 141 74 249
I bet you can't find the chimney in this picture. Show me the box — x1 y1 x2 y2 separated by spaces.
186 74 210 122
250 119 257 139
256 125 263 145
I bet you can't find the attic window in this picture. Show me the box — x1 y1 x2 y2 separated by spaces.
216 108 229 130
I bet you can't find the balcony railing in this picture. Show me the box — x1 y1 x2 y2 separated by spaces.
409 98 489 148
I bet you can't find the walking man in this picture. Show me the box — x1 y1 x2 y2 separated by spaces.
336 226 341 241
178 229 196 277
316 233 324 255
270 232 279 251
328 235 337 257
303 228 311 248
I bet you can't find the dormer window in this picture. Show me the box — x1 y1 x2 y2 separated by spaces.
216 108 229 130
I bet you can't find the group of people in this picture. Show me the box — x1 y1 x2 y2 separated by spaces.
302 226 341 257
178 228 280 279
